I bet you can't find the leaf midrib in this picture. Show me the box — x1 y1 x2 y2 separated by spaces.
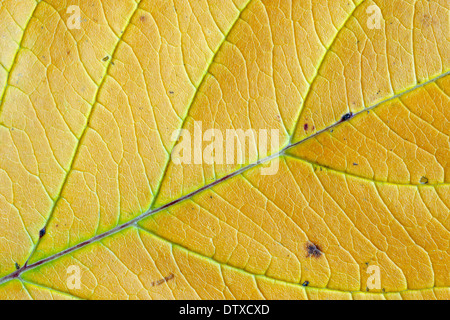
1 0 448 296
21 0 144 272
0 70 447 287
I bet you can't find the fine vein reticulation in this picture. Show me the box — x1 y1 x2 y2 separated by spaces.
0 0 449 299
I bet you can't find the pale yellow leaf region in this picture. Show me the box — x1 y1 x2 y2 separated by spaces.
0 0 449 300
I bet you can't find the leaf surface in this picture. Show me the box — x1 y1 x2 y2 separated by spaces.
0 0 449 299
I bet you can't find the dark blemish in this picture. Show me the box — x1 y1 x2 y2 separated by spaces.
151 273 174 286
209 196 213 199
302 281 309 287
420 176 429 184
111 61 115 65
341 112 353 122
304 123 309 131
67 50 71 55
102 56 109 62
39 227 46 238
353 163 358 166
366 287 369 292
382 288 386 293
15 262 20 270
140 15 146 22
169 91 174 94
306 241 322 258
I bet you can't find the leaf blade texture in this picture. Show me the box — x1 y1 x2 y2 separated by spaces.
0 0 449 299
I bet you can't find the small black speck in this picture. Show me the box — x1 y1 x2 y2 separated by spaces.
341 112 354 122
15 262 20 270
102 56 109 62
302 281 309 287
39 227 46 238
353 163 358 166
169 91 174 94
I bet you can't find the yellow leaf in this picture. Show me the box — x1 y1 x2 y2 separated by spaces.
0 0 449 300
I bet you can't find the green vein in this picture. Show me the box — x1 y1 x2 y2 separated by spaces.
290 0 366 143
138 226 450 297
23 0 144 267
149 0 254 211
18 225 450 298
0 0 449 299
0 70 447 289
286 153 450 188
21 279 82 300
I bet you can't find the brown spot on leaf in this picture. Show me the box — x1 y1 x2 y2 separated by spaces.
306 241 322 258
151 273 174 286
